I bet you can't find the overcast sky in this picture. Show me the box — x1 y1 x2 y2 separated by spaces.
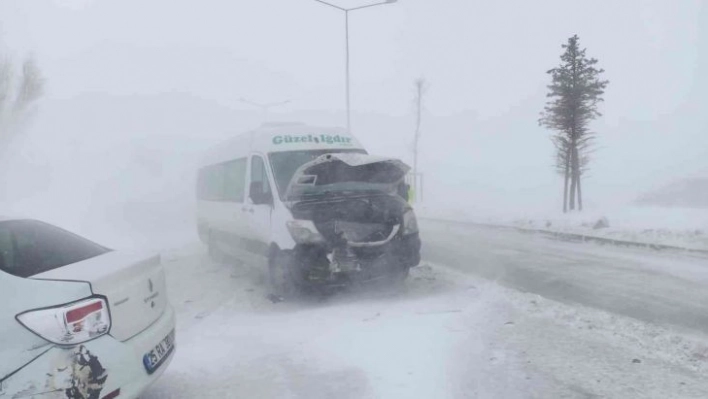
1 0 704 118
0 0 706 218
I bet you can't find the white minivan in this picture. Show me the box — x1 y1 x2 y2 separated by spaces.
0 218 175 399
197 123 421 294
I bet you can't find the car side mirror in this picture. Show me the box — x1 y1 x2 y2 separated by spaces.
250 181 273 206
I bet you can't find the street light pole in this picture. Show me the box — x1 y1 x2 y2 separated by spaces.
239 98 291 123
345 10 351 132
314 0 398 133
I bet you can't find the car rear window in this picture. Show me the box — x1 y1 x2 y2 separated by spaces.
0 220 110 278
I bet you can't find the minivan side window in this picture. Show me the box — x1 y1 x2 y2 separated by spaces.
223 158 247 202
197 158 247 202
250 156 272 198
0 220 109 278
197 164 226 201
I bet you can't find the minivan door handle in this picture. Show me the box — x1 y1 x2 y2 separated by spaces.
242 207 254 214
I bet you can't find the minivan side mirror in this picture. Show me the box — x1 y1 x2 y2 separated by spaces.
250 181 273 206
398 182 410 202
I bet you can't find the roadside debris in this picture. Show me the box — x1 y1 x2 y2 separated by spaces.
267 294 285 304
363 312 381 322
593 217 610 230
415 309 462 316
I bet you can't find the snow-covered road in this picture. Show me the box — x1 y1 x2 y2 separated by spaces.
140 222 708 398
422 219 708 333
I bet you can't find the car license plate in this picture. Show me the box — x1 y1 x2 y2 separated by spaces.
143 330 175 374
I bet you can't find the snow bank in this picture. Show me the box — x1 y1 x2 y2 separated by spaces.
417 204 708 251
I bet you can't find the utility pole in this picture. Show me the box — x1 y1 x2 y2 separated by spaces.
313 0 398 132
412 78 426 202
239 98 291 124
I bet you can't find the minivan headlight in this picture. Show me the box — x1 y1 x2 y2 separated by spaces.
402 210 419 235
287 220 326 244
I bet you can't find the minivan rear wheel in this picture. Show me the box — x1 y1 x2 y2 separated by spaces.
207 233 226 264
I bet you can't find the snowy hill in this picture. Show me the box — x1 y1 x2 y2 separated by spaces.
637 178 708 209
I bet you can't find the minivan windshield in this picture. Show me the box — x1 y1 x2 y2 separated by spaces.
269 149 367 199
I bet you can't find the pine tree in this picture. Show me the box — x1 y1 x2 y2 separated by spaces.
540 35 608 212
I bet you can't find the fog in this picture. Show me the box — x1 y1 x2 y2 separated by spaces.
2 1 706 236
2 1 708 397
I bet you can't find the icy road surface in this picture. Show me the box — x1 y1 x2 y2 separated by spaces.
422 219 708 333
143 225 708 398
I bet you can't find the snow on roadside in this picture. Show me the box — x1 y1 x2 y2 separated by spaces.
417 204 708 251
146 253 534 398
144 245 708 399
495 287 708 398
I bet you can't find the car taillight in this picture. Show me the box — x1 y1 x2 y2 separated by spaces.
16 297 111 346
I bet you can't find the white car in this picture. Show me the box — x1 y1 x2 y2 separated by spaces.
0 218 175 399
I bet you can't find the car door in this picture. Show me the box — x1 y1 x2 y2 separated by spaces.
243 154 274 268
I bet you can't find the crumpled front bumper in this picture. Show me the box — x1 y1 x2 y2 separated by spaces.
296 232 422 286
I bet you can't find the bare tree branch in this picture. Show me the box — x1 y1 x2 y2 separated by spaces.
0 54 45 146
0 58 12 129
13 56 45 116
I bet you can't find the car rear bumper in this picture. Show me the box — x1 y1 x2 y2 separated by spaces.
1 304 176 399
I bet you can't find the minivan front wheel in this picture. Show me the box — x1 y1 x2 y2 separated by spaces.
268 250 300 298
393 264 411 281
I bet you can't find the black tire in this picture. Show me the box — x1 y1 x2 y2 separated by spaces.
268 250 301 298
207 233 226 264
197 223 209 244
396 265 411 281
387 264 410 287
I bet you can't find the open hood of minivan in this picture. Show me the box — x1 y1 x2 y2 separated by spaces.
285 153 410 200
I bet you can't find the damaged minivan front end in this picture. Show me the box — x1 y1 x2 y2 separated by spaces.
282 153 421 288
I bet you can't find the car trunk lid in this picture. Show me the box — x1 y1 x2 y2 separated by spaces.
32 250 167 342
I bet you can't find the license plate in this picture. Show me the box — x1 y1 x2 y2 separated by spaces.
143 330 175 374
